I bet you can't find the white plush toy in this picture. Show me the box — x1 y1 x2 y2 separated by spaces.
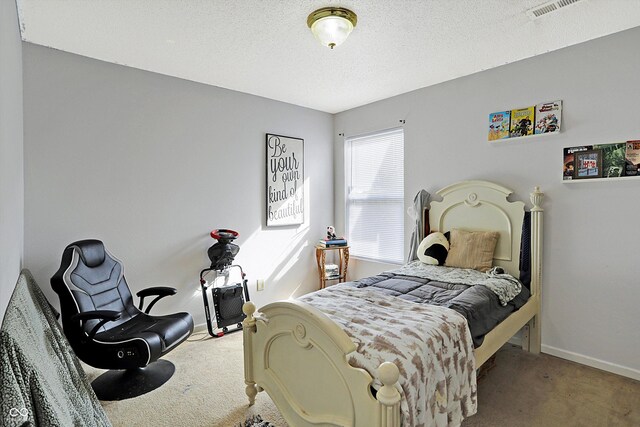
327 225 337 240
417 232 449 265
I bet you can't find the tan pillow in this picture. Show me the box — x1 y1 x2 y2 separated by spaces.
444 229 499 272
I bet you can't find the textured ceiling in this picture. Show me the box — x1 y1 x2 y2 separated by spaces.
17 0 640 113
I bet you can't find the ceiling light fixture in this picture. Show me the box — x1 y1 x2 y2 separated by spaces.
307 7 357 49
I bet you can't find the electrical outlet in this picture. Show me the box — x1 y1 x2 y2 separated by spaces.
256 279 265 291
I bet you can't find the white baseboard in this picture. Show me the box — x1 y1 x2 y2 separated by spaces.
541 344 640 381
502 334 639 381
191 322 242 335
193 322 208 334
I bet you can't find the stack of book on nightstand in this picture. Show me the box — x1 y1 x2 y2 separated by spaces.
324 264 339 279
317 238 348 248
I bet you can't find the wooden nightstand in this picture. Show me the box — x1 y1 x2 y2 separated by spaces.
315 245 350 289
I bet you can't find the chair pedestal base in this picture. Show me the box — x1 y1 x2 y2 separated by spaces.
92 359 175 401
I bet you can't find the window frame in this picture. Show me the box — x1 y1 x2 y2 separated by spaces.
344 127 405 265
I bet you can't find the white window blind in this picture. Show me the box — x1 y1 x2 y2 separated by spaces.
346 128 404 264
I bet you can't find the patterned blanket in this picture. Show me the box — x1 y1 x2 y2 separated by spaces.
300 284 477 427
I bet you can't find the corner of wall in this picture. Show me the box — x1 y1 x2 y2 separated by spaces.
0 0 25 326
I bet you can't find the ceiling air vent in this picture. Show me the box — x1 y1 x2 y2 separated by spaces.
527 0 584 20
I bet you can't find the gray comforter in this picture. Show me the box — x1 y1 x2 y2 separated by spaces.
348 264 530 347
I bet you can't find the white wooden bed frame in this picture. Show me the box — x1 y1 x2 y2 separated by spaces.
242 180 543 427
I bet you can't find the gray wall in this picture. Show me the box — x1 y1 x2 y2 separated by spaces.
0 0 24 325
335 27 640 378
19 22 640 379
23 44 334 327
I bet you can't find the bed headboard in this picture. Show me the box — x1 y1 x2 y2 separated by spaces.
425 181 543 295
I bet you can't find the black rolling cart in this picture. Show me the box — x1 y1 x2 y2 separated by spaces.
199 229 250 338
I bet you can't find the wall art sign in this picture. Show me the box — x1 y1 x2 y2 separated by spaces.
266 133 304 226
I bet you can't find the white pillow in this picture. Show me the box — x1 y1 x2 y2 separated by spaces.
417 232 449 265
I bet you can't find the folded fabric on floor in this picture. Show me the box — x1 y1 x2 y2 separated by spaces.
238 414 275 427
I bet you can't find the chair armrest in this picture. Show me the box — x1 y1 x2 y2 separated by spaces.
71 310 122 322
136 286 177 298
71 310 122 340
136 286 177 314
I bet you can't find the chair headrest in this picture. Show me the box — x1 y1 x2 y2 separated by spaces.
71 239 106 268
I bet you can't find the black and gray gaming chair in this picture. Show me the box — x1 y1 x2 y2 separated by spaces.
50 239 194 400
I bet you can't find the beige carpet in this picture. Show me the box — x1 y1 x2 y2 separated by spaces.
84 331 287 427
462 344 639 427
85 333 640 427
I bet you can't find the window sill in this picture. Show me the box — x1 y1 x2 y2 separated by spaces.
350 255 404 266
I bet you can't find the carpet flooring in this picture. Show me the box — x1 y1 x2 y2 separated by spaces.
84 331 640 427
84 331 287 427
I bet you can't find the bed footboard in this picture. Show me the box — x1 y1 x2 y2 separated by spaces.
242 301 401 427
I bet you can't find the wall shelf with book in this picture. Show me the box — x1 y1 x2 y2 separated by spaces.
490 131 559 144
489 100 561 142
563 140 640 183
562 176 640 184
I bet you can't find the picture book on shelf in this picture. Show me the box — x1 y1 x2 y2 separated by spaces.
563 145 592 180
594 142 626 178
488 111 510 141
535 101 562 134
510 107 535 137
625 140 640 176
574 149 603 179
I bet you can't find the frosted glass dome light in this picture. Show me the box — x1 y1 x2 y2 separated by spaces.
307 7 357 49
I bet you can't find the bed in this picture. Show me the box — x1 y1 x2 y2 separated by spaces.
242 180 543 427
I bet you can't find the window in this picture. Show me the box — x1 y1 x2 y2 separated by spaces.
345 128 404 264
